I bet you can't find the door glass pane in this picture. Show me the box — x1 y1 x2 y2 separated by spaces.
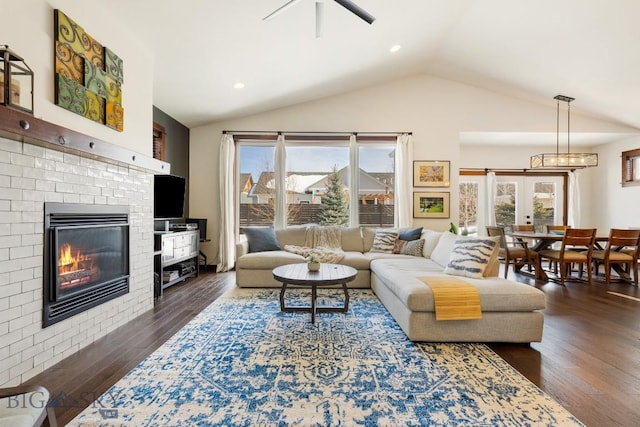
358 145 395 227
238 145 275 230
458 181 478 235
495 182 516 228
532 181 556 232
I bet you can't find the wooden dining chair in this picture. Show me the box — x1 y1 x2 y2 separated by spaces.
512 224 535 232
591 228 640 285
546 224 570 234
511 224 536 246
537 228 596 285
486 226 534 278
510 224 538 265
545 225 571 272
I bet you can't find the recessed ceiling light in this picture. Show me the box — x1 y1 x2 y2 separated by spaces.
233 82 245 89
390 44 401 53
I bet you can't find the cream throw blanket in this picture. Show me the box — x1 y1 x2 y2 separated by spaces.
284 225 345 263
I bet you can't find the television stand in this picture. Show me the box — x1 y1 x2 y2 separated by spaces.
154 230 199 297
199 239 211 270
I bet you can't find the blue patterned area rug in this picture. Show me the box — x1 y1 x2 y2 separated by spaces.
70 288 583 426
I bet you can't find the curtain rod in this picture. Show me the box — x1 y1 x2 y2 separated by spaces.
460 168 572 173
222 130 412 136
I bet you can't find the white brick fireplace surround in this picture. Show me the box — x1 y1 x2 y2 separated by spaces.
0 135 156 386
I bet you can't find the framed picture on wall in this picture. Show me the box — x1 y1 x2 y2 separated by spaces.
413 160 450 187
413 192 450 218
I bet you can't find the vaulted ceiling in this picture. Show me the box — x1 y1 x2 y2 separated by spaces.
103 0 640 135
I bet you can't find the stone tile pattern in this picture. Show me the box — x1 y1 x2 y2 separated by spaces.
0 136 154 386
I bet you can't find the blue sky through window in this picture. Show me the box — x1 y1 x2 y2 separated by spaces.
240 146 394 180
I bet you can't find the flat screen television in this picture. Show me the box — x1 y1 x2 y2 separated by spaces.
154 174 186 219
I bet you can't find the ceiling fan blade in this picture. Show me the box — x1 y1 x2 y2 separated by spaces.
316 1 324 38
334 0 375 24
263 0 304 21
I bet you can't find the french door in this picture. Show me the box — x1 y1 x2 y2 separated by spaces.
494 175 565 231
458 173 566 235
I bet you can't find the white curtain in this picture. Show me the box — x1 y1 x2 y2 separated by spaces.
274 134 287 230
216 133 235 272
484 171 497 231
568 170 580 227
349 134 359 227
395 133 413 228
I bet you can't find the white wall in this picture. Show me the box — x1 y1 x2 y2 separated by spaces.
5 0 153 156
593 136 640 230
190 74 636 263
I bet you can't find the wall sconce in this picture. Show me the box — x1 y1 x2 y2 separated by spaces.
1 45 34 114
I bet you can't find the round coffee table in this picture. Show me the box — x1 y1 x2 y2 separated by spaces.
272 263 357 324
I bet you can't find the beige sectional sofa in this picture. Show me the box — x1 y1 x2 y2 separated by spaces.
236 226 545 343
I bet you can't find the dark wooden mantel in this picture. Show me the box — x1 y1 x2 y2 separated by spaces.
0 105 169 173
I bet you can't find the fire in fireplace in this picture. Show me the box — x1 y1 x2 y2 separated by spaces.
58 243 98 289
44 203 130 327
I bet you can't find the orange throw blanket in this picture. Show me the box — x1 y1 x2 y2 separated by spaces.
418 276 482 321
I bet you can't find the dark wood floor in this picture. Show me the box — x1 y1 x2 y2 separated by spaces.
27 267 640 427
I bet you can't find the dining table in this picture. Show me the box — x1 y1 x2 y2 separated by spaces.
506 231 618 282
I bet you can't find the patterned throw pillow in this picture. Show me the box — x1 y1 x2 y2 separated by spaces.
393 239 425 256
370 229 398 253
444 238 498 278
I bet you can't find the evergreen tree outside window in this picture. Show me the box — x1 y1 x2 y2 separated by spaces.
319 166 349 226
494 182 516 227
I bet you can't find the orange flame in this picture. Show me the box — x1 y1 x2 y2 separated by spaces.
58 243 87 273
59 243 74 266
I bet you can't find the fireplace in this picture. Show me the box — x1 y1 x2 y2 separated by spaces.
44 203 130 327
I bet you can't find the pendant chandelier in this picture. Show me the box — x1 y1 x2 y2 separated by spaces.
530 95 598 169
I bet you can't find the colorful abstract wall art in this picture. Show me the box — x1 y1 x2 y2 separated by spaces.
54 9 124 131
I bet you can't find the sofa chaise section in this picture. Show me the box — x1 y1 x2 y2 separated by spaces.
370 258 545 342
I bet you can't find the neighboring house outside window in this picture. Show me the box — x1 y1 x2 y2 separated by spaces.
237 136 396 232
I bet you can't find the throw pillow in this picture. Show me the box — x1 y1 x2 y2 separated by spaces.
392 238 425 256
421 230 443 258
444 237 499 279
244 227 281 253
393 239 407 254
430 232 458 267
370 229 399 253
398 226 423 241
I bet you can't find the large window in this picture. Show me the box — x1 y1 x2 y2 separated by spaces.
237 135 396 231
285 144 349 226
